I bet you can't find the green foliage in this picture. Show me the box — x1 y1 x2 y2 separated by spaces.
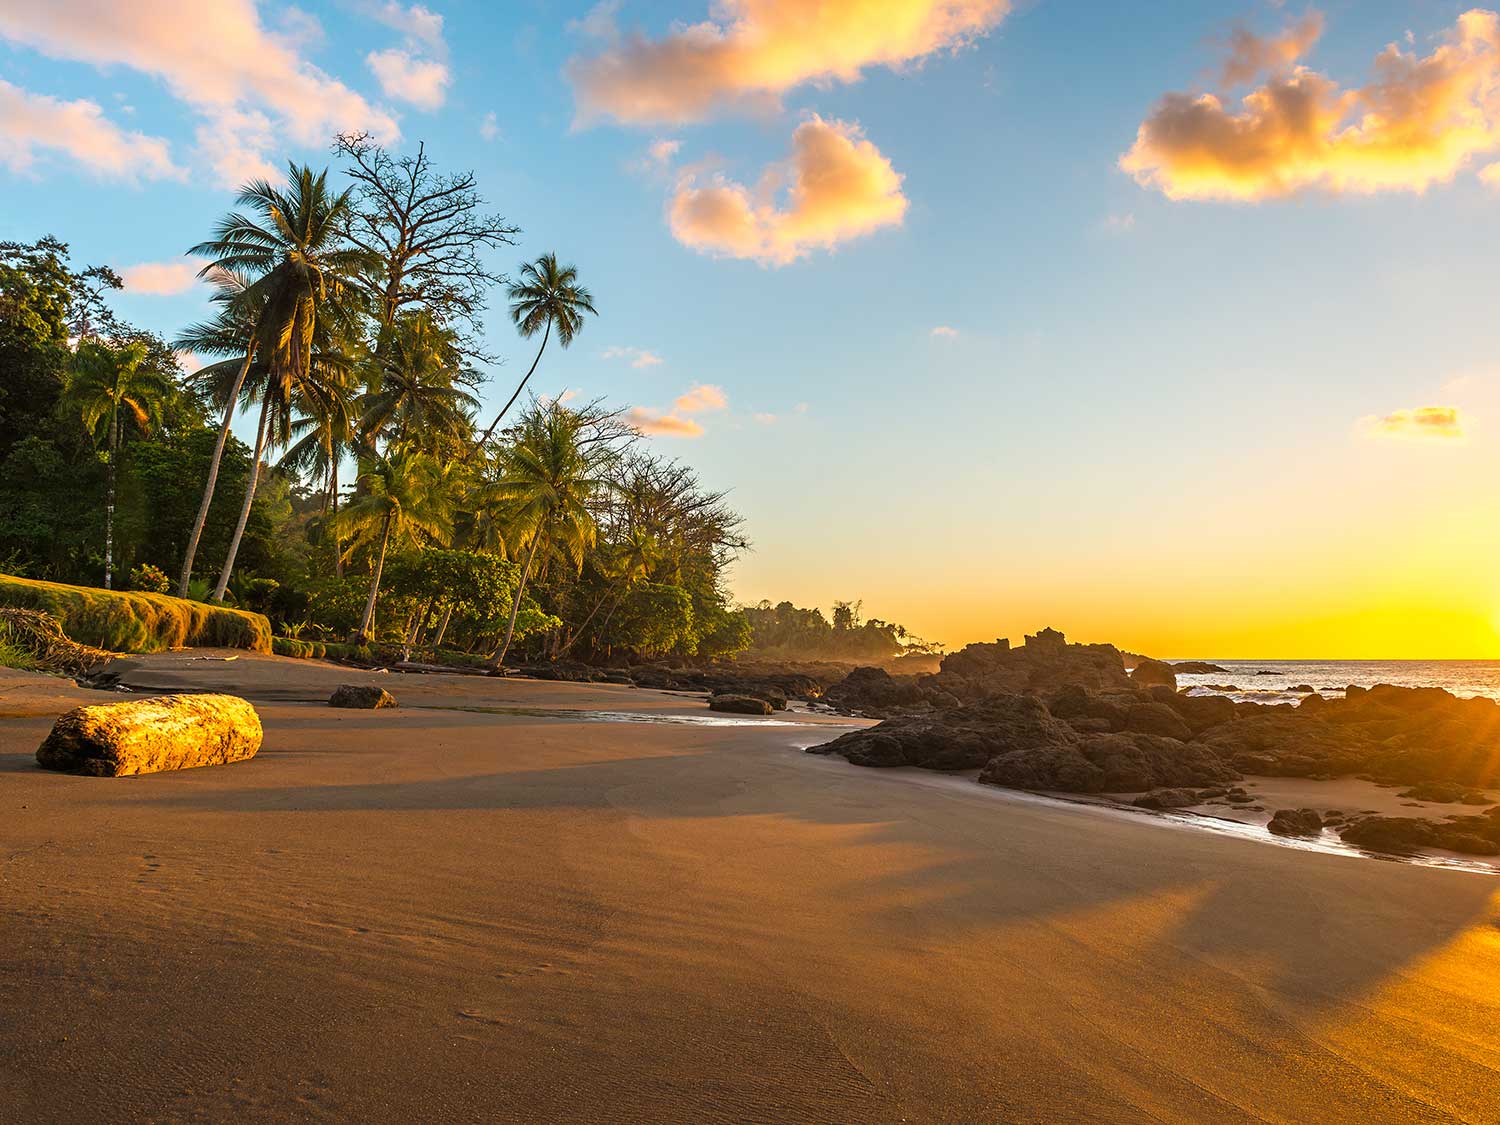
696 604 753 658
741 600 932 661
610 582 695 658
129 563 171 593
0 573 272 653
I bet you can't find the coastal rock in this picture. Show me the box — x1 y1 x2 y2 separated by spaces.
1397 782 1492 805
1129 658 1177 691
1131 788 1201 810
329 684 398 709
931 628 1135 702
1339 817 1439 854
979 730 1237 794
810 695 1078 772
1287 684 1316 694
36 693 262 776
1124 702 1192 740
708 694 774 716
820 666 927 715
1267 809 1324 836
1172 661 1231 675
1149 687 1237 735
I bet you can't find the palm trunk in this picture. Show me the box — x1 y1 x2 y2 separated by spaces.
476 322 549 450
329 458 344 580
177 346 255 598
491 536 540 667
103 406 118 590
212 393 269 602
356 511 394 641
432 603 455 649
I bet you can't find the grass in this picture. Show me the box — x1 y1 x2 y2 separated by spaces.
0 574 272 654
0 639 40 671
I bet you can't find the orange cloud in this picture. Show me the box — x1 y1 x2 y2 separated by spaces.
569 0 1010 125
0 0 398 186
0 80 181 181
120 260 200 295
1221 12 1324 86
673 383 727 413
670 116 908 264
1122 10 1500 201
1362 406 1467 441
628 382 728 438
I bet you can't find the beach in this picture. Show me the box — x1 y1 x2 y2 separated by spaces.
3 654 1500 1122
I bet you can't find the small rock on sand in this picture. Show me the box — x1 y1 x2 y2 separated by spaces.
36 693 262 776
329 685 399 709
1268 809 1323 837
708 694 774 716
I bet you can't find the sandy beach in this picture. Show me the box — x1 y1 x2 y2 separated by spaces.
3 654 1500 1123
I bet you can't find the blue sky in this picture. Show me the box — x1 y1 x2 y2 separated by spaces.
6 1 1500 655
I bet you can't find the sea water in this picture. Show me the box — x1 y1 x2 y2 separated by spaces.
1173 660 1500 705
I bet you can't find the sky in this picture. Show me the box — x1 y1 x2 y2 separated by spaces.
5 0 1500 658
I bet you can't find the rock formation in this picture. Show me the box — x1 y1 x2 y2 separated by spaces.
36 693 262 776
329 684 398 709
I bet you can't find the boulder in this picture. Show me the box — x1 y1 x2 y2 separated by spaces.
1124 702 1192 740
36 693 262 777
1397 782 1491 805
930 629 1134 702
1149 687 1237 735
811 695 1078 772
1129 658 1177 691
330 684 398 709
820 666 927 714
1339 817 1439 854
1172 661 1230 675
709 694 774 716
978 730 1236 794
1267 809 1323 836
1132 788 1202 810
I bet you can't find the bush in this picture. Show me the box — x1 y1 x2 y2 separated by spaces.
128 562 172 594
0 573 272 653
272 636 327 660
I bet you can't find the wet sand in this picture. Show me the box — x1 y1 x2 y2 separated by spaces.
3 653 1500 1122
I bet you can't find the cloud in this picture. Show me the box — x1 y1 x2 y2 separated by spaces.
367 48 449 110
361 1 446 56
670 116 908 265
0 0 398 187
0 79 182 181
1122 10 1500 201
673 383 728 413
480 112 501 141
626 408 704 437
648 138 681 164
627 381 728 437
1221 12 1325 86
603 345 664 368
930 325 959 338
1362 405 1467 441
1102 211 1136 233
120 260 200 295
753 411 778 424
569 0 1011 125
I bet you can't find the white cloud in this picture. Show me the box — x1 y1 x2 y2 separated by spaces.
603 345 664 368
362 0 445 56
0 0 398 187
120 260 200 295
1103 212 1136 234
480 111 501 141
367 48 449 110
753 412 778 425
0 79 182 181
930 325 959 338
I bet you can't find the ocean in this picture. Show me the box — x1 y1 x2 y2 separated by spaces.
1173 660 1500 705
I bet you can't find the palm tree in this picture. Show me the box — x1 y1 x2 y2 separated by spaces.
476 254 596 448
334 448 454 642
183 164 370 601
361 313 480 453
485 403 609 667
62 340 172 589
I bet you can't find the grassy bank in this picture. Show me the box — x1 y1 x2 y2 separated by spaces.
0 574 272 654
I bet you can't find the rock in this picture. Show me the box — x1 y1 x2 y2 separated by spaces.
1339 817 1439 854
929 628 1135 702
1132 788 1202 810
36 693 262 776
708 694 774 716
1171 661 1231 675
979 730 1236 795
1267 808 1323 836
811 695 1079 772
1287 684 1316 694
1441 834 1500 856
1129 658 1177 691
1397 782 1490 805
1124 702 1192 740
820 666 926 714
1296 693 1326 713
329 684 398 709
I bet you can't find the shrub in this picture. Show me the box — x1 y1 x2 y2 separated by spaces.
128 562 172 594
271 636 328 660
0 573 272 653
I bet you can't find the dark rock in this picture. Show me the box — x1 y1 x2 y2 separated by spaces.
1287 684 1316 694
1397 782 1490 805
980 730 1237 794
1149 687 1238 735
329 684 398 709
1340 817 1439 853
811 695 1077 772
930 628 1134 702
1172 661 1231 675
1296 693 1327 713
820 666 926 714
1124 702 1192 740
1129 658 1177 691
1132 788 1202 810
1267 808 1323 836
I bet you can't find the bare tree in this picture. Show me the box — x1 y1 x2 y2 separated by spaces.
334 132 519 354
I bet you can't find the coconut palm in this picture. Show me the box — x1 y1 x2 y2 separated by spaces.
334 448 455 641
476 254 596 448
361 313 480 453
62 340 172 589
182 163 370 601
484 403 609 666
